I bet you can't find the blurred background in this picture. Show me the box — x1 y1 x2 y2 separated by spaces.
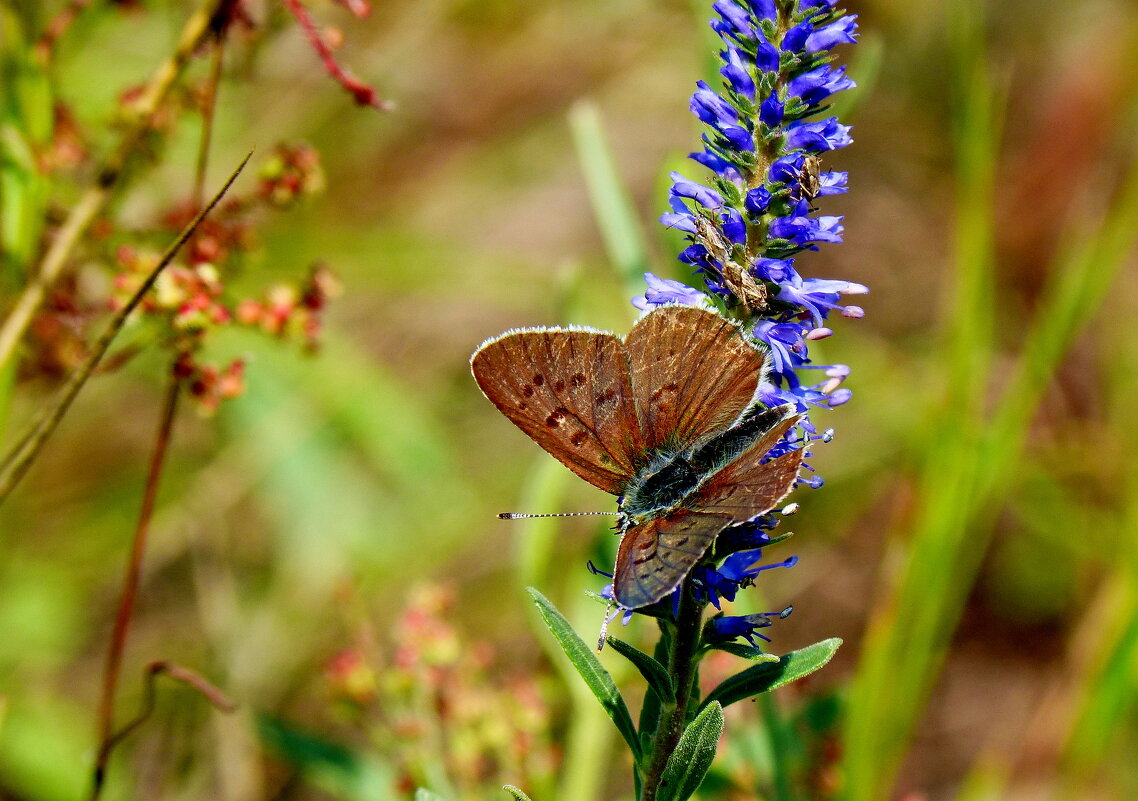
2 0 1138 799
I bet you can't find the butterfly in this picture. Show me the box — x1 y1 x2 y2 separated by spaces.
470 305 804 609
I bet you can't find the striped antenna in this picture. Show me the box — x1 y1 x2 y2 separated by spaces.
498 511 619 520
597 601 615 651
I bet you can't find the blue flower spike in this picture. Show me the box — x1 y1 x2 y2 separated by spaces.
622 0 864 646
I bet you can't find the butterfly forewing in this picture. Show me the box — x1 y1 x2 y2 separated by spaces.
623 306 767 453
471 328 645 493
613 510 733 609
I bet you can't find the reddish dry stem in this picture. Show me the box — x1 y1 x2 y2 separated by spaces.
89 374 181 801
34 0 95 63
282 0 393 111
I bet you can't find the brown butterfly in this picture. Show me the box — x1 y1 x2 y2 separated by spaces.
470 305 804 609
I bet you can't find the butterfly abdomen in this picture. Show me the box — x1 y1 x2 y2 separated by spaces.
687 404 791 474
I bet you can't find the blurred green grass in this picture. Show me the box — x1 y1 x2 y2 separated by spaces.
2 0 1138 799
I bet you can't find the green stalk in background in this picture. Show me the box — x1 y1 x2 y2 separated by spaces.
839 4 1138 799
0 6 53 437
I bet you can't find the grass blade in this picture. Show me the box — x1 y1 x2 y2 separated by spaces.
569 101 651 301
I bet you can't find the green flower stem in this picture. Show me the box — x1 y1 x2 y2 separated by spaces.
640 579 707 801
759 692 794 801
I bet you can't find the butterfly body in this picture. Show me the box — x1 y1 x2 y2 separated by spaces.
618 404 787 526
471 305 804 609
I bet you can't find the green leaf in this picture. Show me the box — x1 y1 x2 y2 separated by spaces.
527 588 642 759
257 714 394 800
657 702 724 801
502 786 532 801
415 790 447 801
605 636 675 705
702 638 842 710
708 642 781 662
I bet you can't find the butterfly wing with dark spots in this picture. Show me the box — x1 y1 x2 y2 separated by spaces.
613 510 733 609
471 328 645 494
623 306 768 453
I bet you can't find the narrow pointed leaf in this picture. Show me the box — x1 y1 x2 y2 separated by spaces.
701 638 842 710
657 701 724 801
708 642 781 662
527 588 641 759
502 786 532 801
606 635 675 705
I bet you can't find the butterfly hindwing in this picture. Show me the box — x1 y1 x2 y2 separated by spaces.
471 328 645 493
690 412 805 518
613 409 804 609
623 306 767 453
613 510 733 609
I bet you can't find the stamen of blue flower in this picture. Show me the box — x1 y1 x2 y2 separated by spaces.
587 560 613 579
761 555 799 571
706 604 795 647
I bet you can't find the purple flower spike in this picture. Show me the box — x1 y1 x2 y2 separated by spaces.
614 0 866 628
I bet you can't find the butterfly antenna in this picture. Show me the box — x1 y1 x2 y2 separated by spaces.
497 511 619 520
596 601 615 651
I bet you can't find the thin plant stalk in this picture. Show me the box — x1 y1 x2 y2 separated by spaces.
89 374 182 801
89 39 232 791
641 579 706 801
192 39 225 210
0 152 251 503
100 660 237 760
